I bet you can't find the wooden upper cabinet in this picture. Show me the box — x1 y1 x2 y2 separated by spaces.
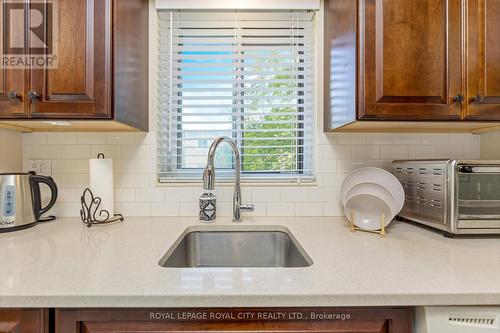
0 0 28 118
465 0 500 119
29 0 111 118
0 0 148 131
0 309 48 333
359 0 462 120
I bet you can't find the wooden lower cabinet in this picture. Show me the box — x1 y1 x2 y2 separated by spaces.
0 309 48 333
56 308 412 333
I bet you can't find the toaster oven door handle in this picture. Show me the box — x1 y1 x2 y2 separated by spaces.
458 166 500 173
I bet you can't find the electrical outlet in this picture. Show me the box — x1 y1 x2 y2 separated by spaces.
27 160 52 176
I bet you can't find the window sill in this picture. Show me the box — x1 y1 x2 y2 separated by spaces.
156 179 318 188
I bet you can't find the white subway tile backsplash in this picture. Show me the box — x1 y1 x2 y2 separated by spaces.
106 133 136 145
351 145 380 160
23 130 480 218
366 134 394 145
76 160 89 173
322 174 348 188
134 159 155 173
164 187 195 202
336 133 365 145
23 133 47 144
365 160 393 169
337 160 366 173
61 145 91 159
32 145 62 159
463 145 481 159
135 188 164 203
393 134 421 145
323 202 344 216
251 188 281 202
436 145 464 159
296 202 323 217
47 133 77 145
115 189 136 202
308 187 339 203
151 202 179 216
318 158 337 173
179 202 198 217
61 174 89 188
118 203 151 217
77 133 107 145
121 145 153 159
409 145 437 159
58 189 80 203
380 145 409 159
135 132 156 145
52 160 78 174
318 144 351 159
281 187 309 202
317 133 337 145
267 202 295 217
115 173 153 188
114 160 136 174
61 203 81 217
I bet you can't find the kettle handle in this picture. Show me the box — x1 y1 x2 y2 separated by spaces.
30 175 58 220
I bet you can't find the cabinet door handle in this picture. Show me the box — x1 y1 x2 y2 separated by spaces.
470 95 484 104
7 90 21 102
452 94 464 104
28 90 40 102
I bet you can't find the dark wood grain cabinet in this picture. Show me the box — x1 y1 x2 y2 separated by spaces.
359 0 462 121
55 308 412 333
325 0 500 132
29 0 112 119
465 0 500 119
0 309 48 333
0 0 148 131
0 0 28 118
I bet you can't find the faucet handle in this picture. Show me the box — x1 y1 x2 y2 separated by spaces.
240 204 254 213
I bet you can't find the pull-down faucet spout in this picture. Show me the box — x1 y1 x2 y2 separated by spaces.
202 136 254 222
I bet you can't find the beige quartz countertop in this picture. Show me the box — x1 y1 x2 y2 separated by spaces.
0 216 499 308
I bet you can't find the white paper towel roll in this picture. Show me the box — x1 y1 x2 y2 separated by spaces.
89 157 114 217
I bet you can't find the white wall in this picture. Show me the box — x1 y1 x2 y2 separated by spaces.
0 128 22 173
22 131 481 218
480 130 500 159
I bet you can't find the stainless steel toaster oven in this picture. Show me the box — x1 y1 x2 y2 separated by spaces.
392 160 500 237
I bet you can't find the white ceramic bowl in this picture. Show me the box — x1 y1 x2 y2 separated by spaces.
344 193 394 230
340 167 405 214
344 182 398 216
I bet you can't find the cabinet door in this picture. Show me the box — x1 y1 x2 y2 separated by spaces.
360 0 462 120
465 0 500 119
28 0 111 118
0 309 48 333
0 1 28 118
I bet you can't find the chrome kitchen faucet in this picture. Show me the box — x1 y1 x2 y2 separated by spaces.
200 137 254 222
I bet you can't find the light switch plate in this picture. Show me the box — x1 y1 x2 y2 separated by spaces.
27 160 52 176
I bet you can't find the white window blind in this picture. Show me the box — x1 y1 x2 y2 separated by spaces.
158 10 315 183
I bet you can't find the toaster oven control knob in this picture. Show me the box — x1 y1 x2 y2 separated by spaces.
458 166 473 173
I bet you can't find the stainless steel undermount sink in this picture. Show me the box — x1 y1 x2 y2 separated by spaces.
159 226 312 268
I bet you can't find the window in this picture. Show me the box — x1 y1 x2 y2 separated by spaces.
158 10 315 183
